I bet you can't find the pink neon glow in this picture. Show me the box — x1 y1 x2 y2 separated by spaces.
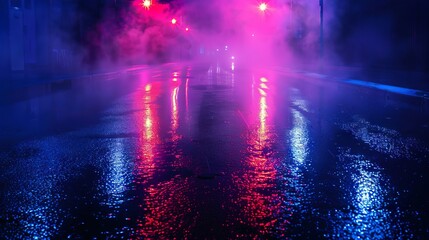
113 0 320 68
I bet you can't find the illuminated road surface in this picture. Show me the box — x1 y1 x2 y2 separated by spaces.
1 62 428 239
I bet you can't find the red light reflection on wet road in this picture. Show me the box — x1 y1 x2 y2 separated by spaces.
232 75 283 236
133 81 163 183
132 69 196 238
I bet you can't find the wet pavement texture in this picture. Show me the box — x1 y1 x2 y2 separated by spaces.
1 62 429 239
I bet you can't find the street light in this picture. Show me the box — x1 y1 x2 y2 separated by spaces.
259 3 268 12
142 0 151 9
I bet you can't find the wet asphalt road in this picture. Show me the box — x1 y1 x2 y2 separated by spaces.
1 62 429 239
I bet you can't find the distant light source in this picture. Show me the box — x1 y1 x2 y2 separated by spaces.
185 27 189 31
259 3 267 12
142 0 151 9
171 18 177 25
260 77 268 83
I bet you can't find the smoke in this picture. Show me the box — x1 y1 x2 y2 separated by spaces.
6 0 427 77
177 0 324 67
63 0 332 69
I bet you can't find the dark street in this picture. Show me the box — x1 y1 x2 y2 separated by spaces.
1 62 428 238
2 0 429 238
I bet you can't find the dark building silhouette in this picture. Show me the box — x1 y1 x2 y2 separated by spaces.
1 0 124 79
333 0 429 72
0 1 9 75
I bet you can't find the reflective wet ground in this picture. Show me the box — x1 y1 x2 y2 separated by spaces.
1 62 428 239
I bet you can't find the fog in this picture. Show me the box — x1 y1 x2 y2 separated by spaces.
65 0 332 70
2 0 428 77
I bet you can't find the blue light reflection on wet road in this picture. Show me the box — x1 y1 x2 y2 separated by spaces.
0 63 428 238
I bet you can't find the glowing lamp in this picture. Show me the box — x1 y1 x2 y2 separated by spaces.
259 3 267 12
143 0 151 9
171 18 177 24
